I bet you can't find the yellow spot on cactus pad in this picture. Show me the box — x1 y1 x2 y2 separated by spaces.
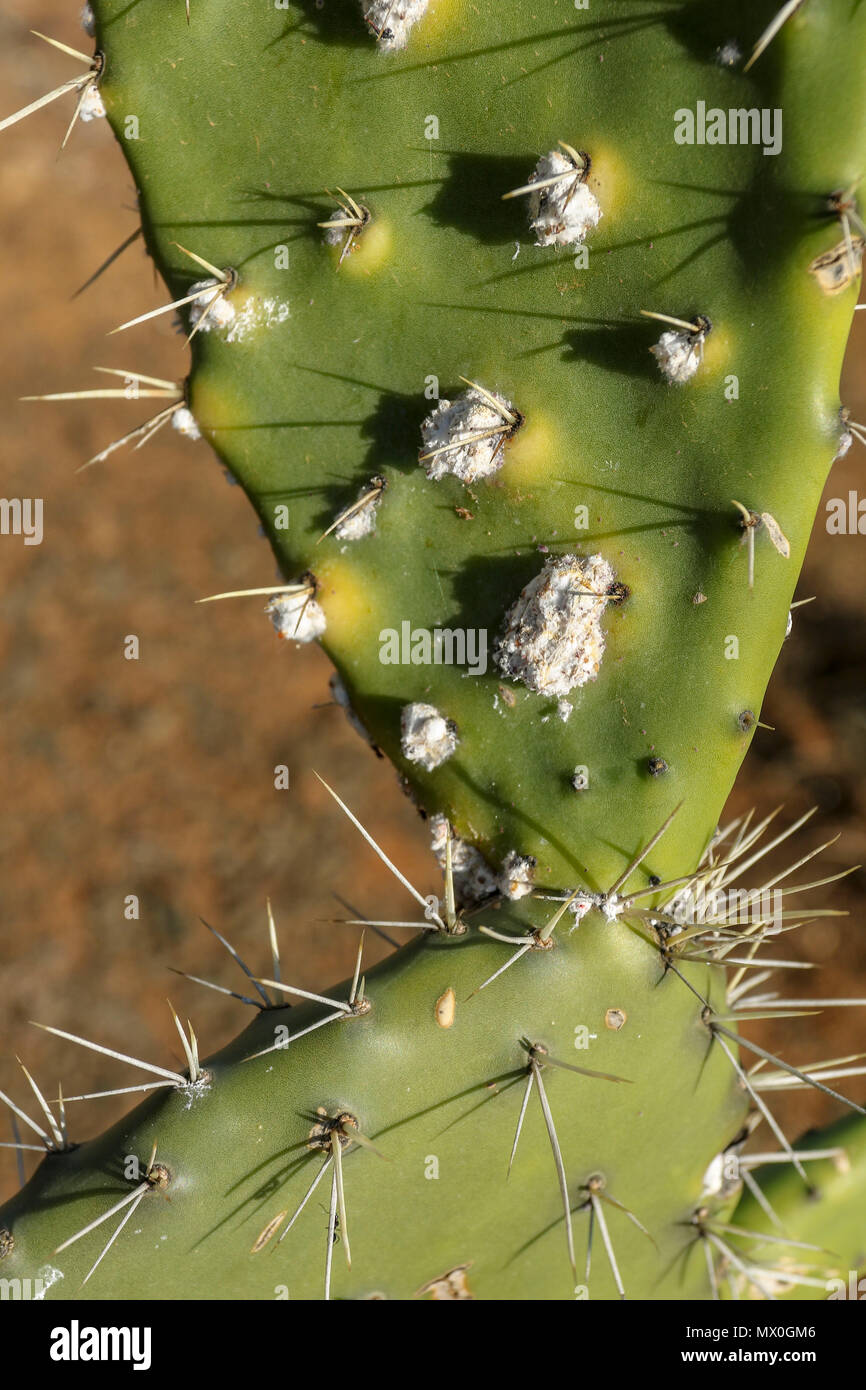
584 142 631 223
505 410 558 484
342 218 394 277
699 323 733 379
315 557 378 642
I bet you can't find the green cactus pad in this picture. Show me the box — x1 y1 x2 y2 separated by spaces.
1 0 865 1302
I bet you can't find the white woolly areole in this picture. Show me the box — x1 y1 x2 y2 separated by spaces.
266 591 327 644
499 851 536 900
171 406 201 441
334 483 383 541
79 83 106 123
181 1074 212 1110
362 1 428 51
599 892 623 922
568 892 597 929
429 813 498 908
836 428 853 459
526 151 602 248
188 279 236 331
496 553 615 697
650 328 704 384
400 702 458 771
420 387 517 483
187 282 289 343
80 4 96 35
568 889 622 925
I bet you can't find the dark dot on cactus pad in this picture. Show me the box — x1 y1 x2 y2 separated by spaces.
308 1108 359 1152
647 757 668 776
606 581 631 606
148 1163 172 1190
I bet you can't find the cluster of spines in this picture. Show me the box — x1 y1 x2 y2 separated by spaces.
3 782 865 1297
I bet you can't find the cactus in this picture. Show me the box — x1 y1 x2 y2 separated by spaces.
1 0 865 1301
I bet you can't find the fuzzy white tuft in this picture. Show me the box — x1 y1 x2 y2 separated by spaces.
322 224 349 248
429 814 498 908
650 328 705 384
266 591 326 644
420 387 517 483
600 893 624 922
526 151 602 248
79 83 106 123
187 283 289 343
188 279 236 331
568 892 597 928
171 406 201 441
496 553 615 697
400 702 458 771
334 482 383 541
362 1 428 51
499 851 536 900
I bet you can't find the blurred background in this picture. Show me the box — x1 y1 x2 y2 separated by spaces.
1 2 865 1203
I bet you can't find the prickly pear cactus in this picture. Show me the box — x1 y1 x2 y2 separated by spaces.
1 0 866 1301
